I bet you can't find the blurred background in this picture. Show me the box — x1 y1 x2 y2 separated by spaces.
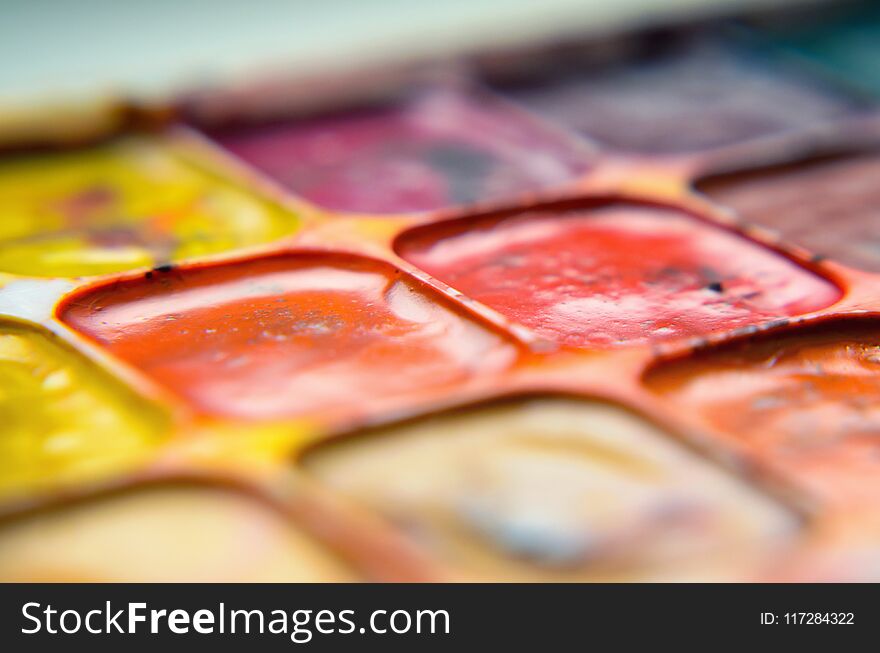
1 0 803 108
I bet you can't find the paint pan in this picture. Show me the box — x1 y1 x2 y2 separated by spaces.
59 254 518 420
0 320 166 499
206 88 595 214
698 150 880 273
302 397 797 581
0 485 354 581
396 202 839 348
645 319 880 506
0 136 299 278
485 32 869 154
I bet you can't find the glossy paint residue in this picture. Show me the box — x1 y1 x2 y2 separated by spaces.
645 321 880 504
492 37 864 153
209 90 594 214
0 487 354 581
60 255 517 419
397 205 840 348
699 152 880 273
0 321 166 498
0 136 299 277
304 398 795 581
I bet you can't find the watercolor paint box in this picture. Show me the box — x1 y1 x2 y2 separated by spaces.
2 1 880 582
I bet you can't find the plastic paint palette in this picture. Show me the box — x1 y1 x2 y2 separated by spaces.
3 10 880 582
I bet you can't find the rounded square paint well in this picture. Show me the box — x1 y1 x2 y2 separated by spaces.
0 486 353 581
645 320 880 505
0 320 167 499
303 397 797 581
207 89 594 214
396 203 840 348
0 136 299 277
488 35 868 154
698 151 880 273
59 254 518 420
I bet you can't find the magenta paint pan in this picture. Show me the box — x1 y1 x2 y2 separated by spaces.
203 88 595 214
